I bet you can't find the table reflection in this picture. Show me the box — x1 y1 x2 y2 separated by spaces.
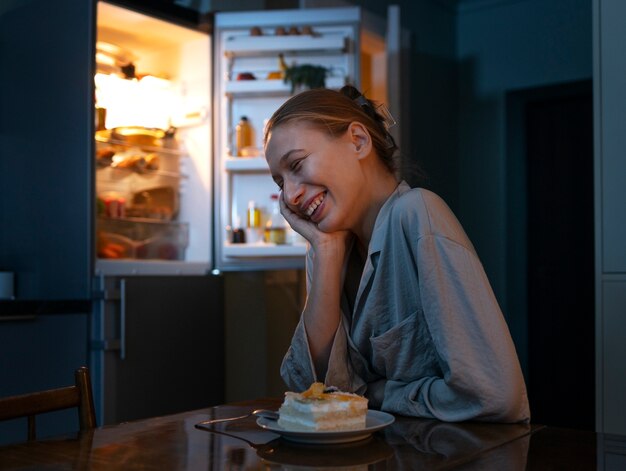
0 401 538 470
197 410 532 470
382 416 531 470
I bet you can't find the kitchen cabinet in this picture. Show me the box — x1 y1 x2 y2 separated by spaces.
594 0 626 435
91 275 223 424
0 0 94 300
601 280 626 435
596 0 626 273
0 0 93 443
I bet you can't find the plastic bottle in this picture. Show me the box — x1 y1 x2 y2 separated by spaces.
246 200 263 243
236 116 253 157
264 194 287 244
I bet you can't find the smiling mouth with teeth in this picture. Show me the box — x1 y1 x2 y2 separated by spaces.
304 192 326 218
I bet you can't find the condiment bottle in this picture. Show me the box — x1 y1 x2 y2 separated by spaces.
94 90 107 131
246 200 263 243
95 107 107 131
264 194 287 244
229 216 246 244
236 116 253 157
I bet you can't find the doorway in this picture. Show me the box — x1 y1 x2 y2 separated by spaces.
506 80 594 430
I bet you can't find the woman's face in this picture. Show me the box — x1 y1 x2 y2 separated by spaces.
265 121 367 233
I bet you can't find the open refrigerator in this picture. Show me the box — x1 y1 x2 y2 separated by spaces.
94 1 400 273
90 1 400 424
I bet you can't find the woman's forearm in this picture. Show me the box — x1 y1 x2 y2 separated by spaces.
303 242 346 379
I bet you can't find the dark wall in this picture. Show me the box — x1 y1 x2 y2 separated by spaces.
456 0 592 305
345 0 460 211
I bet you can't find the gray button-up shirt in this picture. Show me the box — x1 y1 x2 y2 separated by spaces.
281 182 530 423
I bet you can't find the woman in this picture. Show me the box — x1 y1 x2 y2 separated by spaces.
264 85 530 423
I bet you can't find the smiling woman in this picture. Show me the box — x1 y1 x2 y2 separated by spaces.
263 86 530 423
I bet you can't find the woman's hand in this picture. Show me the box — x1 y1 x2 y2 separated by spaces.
279 192 352 257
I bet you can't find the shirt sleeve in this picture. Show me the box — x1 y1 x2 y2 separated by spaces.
279 314 317 391
280 246 366 393
280 313 363 392
379 233 530 423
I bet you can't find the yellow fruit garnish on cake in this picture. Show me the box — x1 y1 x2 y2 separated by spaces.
301 382 325 399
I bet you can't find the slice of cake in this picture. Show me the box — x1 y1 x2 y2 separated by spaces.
277 382 368 432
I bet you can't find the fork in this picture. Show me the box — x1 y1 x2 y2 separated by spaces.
196 409 279 426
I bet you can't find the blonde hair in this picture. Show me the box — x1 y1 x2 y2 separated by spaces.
264 85 398 173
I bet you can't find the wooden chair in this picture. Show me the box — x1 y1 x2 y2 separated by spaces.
0 366 97 440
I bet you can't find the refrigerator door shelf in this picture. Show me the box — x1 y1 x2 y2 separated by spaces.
224 157 268 171
224 34 347 56
225 76 346 96
223 242 306 257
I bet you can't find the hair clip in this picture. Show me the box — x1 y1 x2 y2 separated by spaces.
353 95 397 131
375 103 397 131
354 95 369 108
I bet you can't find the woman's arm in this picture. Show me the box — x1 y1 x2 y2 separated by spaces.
301 239 348 378
279 194 351 380
377 234 530 422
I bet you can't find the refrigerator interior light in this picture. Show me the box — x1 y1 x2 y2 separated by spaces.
96 52 116 67
94 73 175 130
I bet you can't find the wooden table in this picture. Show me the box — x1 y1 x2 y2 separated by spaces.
0 397 620 470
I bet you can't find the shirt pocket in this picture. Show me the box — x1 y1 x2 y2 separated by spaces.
369 311 436 382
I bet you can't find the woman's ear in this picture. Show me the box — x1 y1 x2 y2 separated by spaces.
348 122 372 159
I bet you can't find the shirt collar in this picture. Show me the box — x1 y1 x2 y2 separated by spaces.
368 180 411 255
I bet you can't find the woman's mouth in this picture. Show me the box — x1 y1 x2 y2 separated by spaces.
304 192 326 218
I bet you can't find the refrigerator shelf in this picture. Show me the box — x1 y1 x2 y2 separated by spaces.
95 135 187 156
224 157 268 172
97 217 189 261
223 242 307 257
225 76 345 96
224 34 347 57
98 215 183 226
96 166 186 180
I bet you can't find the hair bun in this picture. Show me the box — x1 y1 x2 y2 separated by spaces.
339 84 362 100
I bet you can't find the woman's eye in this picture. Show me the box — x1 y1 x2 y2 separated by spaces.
291 157 307 172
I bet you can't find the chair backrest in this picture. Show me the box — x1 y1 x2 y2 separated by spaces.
0 366 97 440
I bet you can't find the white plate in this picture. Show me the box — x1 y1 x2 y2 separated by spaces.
256 410 395 444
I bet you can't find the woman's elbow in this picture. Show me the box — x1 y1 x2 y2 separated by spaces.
488 381 531 423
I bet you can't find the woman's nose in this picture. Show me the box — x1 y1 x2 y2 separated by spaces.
283 179 303 207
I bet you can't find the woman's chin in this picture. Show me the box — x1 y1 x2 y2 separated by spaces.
316 219 343 234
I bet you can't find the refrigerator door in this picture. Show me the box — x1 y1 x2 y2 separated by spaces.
360 5 408 155
92 275 224 425
0 0 94 300
213 7 362 271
